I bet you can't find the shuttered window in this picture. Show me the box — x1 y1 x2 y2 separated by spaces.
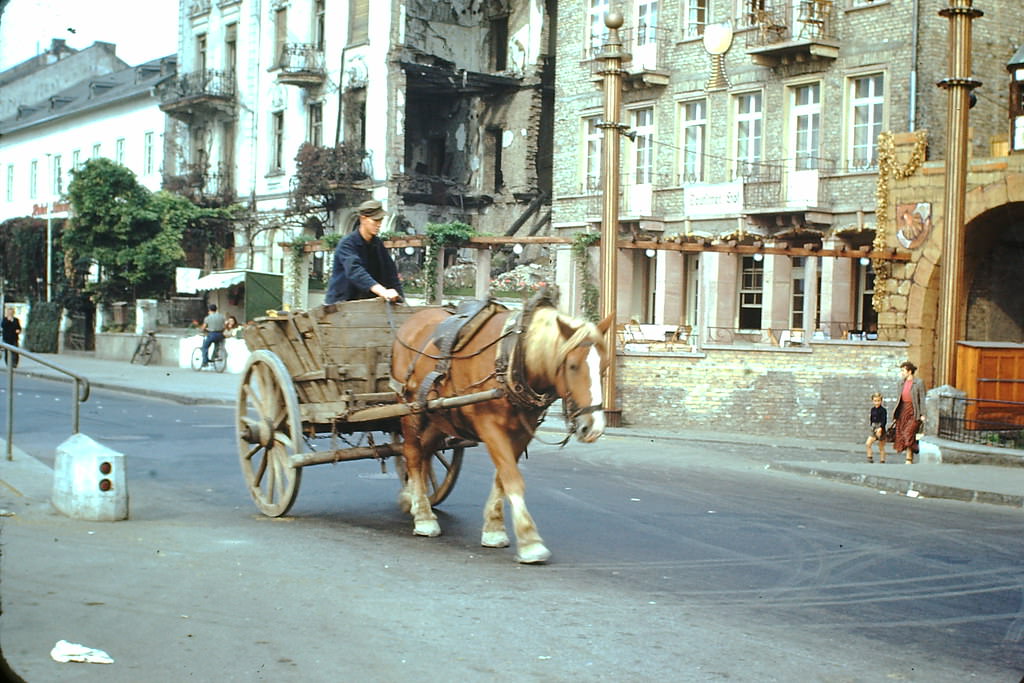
350 0 368 45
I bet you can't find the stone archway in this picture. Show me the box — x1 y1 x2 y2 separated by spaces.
963 201 1024 342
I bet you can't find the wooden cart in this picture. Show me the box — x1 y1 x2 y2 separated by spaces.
236 298 494 517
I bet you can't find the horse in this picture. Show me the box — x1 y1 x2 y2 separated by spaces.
390 288 613 563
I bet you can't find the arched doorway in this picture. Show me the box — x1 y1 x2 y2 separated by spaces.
964 201 1024 343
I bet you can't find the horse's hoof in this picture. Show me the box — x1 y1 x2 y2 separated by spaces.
515 544 551 564
414 520 441 537
481 531 510 548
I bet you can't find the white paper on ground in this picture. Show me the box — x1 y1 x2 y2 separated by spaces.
50 640 114 664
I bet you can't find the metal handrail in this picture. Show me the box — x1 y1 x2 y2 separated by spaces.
1 341 90 461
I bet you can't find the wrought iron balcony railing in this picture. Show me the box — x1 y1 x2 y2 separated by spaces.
275 43 327 87
160 69 236 107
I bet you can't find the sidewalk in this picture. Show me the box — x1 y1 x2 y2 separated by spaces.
4 352 1024 509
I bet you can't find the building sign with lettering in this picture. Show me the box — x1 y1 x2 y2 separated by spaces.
684 181 742 217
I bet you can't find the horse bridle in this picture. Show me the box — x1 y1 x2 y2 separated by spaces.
554 340 605 436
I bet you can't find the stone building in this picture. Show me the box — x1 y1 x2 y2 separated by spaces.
159 0 555 307
549 0 1020 437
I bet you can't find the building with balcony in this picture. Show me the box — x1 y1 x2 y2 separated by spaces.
552 0 1015 348
162 0 555 306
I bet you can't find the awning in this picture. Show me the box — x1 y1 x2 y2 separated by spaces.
193 271 247 292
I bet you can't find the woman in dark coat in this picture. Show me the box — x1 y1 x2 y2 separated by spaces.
893 361 926 464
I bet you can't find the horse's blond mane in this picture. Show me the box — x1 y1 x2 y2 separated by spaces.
522 306 605 381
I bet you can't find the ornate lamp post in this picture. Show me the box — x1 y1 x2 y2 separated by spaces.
936 0 982 387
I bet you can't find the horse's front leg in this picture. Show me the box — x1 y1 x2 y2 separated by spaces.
478 425 549 564
480 472 510 548
398 417 441 537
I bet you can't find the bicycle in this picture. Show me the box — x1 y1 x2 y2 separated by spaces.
130 331 158 365
191 339 227 373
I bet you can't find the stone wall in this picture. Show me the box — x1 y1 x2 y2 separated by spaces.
616 341 909 442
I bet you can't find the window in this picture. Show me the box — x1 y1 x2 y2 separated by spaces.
583 115 602 193
115 138 125 164
92 143 101 158
53 154 63 195
350 0 368 45
857 260 877 333
490 16 509 72
636 0 658 47
29 160 37 199
308 103 323 146
271 111 285 172
274 9 288 67
72 149 81 171
791 257 805 329
630 107 655 185
144 132 154 175
225 24 238 77
679 99 706 183
848 73 884 170
683 0 707 38
487 127 504 192
735 92 763 178
738 255 764 329
588 0 610 57
196 33 207 72
5 165 13 202
314 0 326 51
738 0 769 29
791 83 820 170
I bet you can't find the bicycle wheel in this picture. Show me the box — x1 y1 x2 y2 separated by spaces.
191 347 204 371
139 337 156 366
213 347 227 373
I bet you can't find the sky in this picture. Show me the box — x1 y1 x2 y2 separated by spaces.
0 0 178 70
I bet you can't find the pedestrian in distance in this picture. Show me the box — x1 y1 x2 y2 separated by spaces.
865 391 888 463
324 199 403 305
1 307 22 368
200 304 226 368
892 361 926 464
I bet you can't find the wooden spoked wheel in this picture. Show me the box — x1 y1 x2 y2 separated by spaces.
236 350 303 517
396 444 465 506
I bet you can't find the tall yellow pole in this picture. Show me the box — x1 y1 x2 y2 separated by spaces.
598 11 626 426
936 0 982 387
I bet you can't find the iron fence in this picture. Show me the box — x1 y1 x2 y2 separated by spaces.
938 397 1024 449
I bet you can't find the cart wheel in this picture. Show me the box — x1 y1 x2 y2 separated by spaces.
236 350 303 517
396 444 464 506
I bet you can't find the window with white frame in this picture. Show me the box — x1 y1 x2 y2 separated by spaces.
274 8 287 67
856 260 877 333
738 0 769 29
588 0 610 57
583 115 602 193
791 83 820 170
308 103 323 146
271 111 285 172
143 132 154 175
314 0 326 51
738 255 763 329
115 138 125 164
734 92 763 178
679 99 706 183
636 0 658 47
72 149 81 172
5 165 13 202
53 154 63 195
630 106 655 185
791 257 805 328
683 0 707 38
29 160 37 199
848 73 884 171
91 143 101 159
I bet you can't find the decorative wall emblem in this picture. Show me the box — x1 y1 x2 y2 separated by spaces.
896 202 932 249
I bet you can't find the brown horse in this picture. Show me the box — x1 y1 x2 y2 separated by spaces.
390 291 612 563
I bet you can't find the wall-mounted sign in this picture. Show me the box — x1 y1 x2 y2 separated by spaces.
684 180 742 217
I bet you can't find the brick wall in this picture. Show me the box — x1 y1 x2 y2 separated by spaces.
616 341 909 442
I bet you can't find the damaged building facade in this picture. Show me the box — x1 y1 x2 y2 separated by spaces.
160 0 555 306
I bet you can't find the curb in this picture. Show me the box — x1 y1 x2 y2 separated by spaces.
16 368 236 407
766 461 1024 508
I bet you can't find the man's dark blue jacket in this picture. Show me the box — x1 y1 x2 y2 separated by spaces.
324 229 403 304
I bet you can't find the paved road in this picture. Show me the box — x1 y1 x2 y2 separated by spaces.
2 378 1022 681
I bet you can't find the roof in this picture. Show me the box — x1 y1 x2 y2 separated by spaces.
1010 45 1024 69
0 55 177 135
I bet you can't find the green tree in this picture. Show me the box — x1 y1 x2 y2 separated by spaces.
65 158 233 301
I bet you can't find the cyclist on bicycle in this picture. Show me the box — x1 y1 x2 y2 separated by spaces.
200 304 226 368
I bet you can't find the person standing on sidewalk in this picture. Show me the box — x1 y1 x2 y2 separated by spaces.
200 304 226 368
324 199 403 305
865 392 888 463
892 361 926 464
1 307 22 368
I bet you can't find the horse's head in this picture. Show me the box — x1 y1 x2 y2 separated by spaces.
554 313 613 443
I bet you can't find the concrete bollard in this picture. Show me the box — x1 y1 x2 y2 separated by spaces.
52 434 129 521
